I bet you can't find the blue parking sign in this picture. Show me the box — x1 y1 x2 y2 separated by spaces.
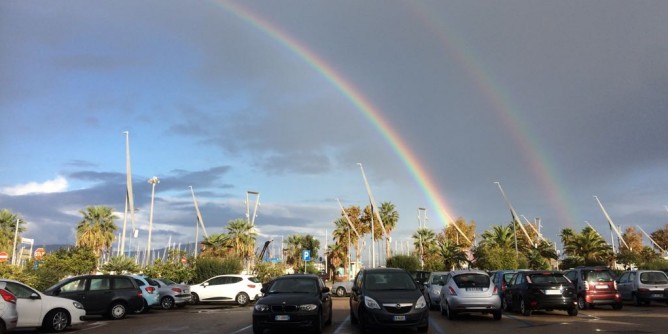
302 250 311 261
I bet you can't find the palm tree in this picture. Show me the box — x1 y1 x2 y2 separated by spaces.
377 202 399 259
225 219 257 264
76 206 117 259
285 234 304 268
0 209 26 253
336 206 367 268
199 233 230 257
479 225 515 249
560 227 613 266
412 228 436 266
438 240 468 270
326 242 346 279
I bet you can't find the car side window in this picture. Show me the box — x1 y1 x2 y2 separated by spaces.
61 278 87 292
209 277 225 285
90 278 111 291
5 282 34 298
230 277 242 284
133 278 146 287
113 277 135 289
618 273 629 283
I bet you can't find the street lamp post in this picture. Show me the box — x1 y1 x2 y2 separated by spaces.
146 176 160 266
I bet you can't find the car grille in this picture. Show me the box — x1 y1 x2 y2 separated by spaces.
270 305 298 312
382 303 413 314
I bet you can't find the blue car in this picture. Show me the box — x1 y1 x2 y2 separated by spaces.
129 275 160 313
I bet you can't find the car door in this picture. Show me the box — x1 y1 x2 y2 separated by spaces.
53 277 89 311
198 276 228 300
617 272 631 300
221 276 243 300
350 271 363 318
4 281 42 327
85 277 114 315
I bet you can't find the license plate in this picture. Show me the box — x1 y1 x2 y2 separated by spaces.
544 289 561 295
652 294 663 298
393 315 406 321
275 315 290 321
466 288 483 291
595 285 608 289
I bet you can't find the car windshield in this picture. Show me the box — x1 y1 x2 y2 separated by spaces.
585 270 614 282
365 272 416 290
453 274 489 288
268 278 318 294
640 272 668 284
430 274 447 285
528 273 570 284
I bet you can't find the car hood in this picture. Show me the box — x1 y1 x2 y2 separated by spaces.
365 289 422 303
258 293 321 305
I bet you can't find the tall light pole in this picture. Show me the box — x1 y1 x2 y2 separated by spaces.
357 163 389 267
146 176 160 266
417 208 427 269
120 131 138 257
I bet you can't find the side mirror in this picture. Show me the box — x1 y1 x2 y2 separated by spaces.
30 292 40 300
351 286 359 293
202 282 210 287
322 287 330 293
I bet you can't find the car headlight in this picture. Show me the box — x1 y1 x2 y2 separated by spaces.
415 295 427 309
254 304 269 312
299 304 318 311
364 296 381 309
73 301 84 310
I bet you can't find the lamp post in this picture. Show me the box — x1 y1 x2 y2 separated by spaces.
146 176 160 266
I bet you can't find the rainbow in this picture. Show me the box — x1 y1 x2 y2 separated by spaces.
212 1 460 226
408 3 578 227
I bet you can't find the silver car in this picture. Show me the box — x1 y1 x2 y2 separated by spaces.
332 280 354 297
422 271 448 310
0 282 18 333
439 270 502 320
153 278 192 309
617 270 668 305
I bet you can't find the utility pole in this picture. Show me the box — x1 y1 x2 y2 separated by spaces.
146 176 160 266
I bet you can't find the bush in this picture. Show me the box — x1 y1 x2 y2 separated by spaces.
386 255 420 271
191 256 243 284
253 261 287 284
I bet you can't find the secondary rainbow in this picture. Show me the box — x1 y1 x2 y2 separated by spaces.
214 1 459 226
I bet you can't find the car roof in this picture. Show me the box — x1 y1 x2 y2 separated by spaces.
450 269 489 275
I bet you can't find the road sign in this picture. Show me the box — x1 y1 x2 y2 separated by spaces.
0 252 8 262
302 250 311 261
34 248 46 261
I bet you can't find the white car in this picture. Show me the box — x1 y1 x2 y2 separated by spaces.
0 279 86 332
0 281 18 333
190 274 262 306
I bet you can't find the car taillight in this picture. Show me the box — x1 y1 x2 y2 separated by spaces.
0 289 16 304
171 287 182 293
493 286 498 295
247 284 256 289
146 286 156 294
137 291 143 298
448 286 457 296
584 281 589 291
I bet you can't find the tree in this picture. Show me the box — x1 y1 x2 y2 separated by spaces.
479 225 516 250
199 233 231 257
438 240 468 270
76 206 118 259
412 228 437 268
650 224 668 251
33 246 97 290
441 217 476 248
225 219 257 263
0 209 27 253
472 244 518 270
560 227 613 266
376 202 400 259
100 255 140 274
620 226 643 253
284 234 320 271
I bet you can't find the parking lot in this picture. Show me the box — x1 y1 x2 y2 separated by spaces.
12 295 666 334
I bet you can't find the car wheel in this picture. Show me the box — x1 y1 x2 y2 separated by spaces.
577 295 588 310
336 287 346 297
236 292 250 306
520 298 531 316
108 302 128 320
43 309 70 332
446 303 457 320
568 307 578 316
612 303 623 310
325 305 332 326
350 306 358 325
502 297 509 311
493 309 502 320
632 293 642 306
190 293 200 305
161 296 175 309
358 307 371 332
312 311 323 334
252 326 264 334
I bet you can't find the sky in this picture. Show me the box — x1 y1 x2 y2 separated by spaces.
2 1 668 261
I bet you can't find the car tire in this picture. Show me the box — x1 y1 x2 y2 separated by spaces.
108 301 128 320
568 307 578 316
493 309 502 320
43 309 70 332
577 295 588 310
135 299 151 314
350 306 358 325
358 307 371 332
336 287 346 297
446 303 457 320
502 297 509 311
312 311 323 334
520 298 531 316
161 296 175 309
190 293 200 305
236 292 250 306
612 303 623 310
325 305 332 326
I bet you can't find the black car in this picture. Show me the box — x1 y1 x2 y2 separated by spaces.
44 275 144 320
504 270 578 316
252 274 332 334
350 268 428 332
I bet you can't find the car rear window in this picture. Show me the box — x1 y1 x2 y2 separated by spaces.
640 272 668 284
528 273 570 284
113 277 135 289
248 276 261 283
584 270 613 282
430 274 447 284
453 274 490 288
